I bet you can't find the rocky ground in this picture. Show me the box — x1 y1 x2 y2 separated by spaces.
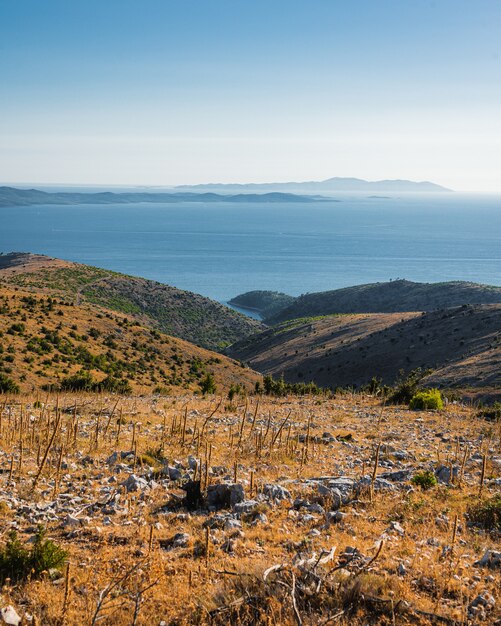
0 393 499 625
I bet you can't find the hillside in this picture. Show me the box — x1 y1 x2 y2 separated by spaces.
0 186 316 207
0 253 263 351
226 305 501 396
0 285 260 394
260 279 501 324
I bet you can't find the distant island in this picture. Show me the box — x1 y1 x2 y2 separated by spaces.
0 186 320 208
175 176 452 194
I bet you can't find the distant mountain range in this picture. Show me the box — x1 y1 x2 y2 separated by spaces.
175 176 452 194
0 186 316 207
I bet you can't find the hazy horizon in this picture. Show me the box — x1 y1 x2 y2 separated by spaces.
1 1 501 193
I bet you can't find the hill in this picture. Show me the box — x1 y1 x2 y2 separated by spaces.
258 279 501 324
0 253 263 351
0 186 316 207
0 285 260 395
226 305 501 397
175 176 451 193
228 290 295 319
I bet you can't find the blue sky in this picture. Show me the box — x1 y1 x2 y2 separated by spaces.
1 0 501 190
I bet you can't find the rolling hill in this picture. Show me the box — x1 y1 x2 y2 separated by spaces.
0 284 260 395
226 305 501 397
233 279 501 324
0 253 263 351
0 186 316 207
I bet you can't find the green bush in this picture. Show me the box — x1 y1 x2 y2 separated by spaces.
467 495 501 532
228 383 246 401
96 375 132 395
0 373 20 394
477 402 501 422
261 374 327 397
0 527 68 583
60 370 96 392
387 368 425 405
409 388 443 410
200 372 217 395
411 470 438 490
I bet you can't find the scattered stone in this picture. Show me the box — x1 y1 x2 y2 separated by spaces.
356 476 396 492
435 464 459 485
62 514 81 528
474 550 501 570
159 532 191 550
233 499 259 515
388 521 405 535
263 483 291 502
165 466 182 481
379 469 413 482
122 474 149 492
469 591 496 615
326 510 347 524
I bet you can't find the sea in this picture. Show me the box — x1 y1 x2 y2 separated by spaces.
1 193 500 313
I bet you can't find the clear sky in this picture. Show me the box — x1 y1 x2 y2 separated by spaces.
1 0 501 191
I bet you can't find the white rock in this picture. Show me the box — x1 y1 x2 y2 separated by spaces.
1 606 21 626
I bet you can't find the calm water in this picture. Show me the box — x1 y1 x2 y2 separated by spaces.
0 193 500 304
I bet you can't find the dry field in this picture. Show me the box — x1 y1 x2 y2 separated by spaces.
0 392 499 625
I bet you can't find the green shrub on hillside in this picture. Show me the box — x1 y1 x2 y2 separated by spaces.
0 373 20 394
409 388 443 410
200 373 217 395
387 368 425 405
467 495 501 531
411 470 438 490
261 374 328 397
59 370 96 392
0 527 68 583
477 402 501 422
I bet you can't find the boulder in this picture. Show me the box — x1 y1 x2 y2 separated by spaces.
207 483 245 510
263 483 291 502
474 550 501 570
434 464 459 485
122 474 149 492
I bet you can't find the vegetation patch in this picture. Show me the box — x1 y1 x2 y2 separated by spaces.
467 495 501 532
409 388 443 410
0 527 68 583
411 470 438 490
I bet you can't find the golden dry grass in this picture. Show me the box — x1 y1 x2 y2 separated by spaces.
0 391 499 625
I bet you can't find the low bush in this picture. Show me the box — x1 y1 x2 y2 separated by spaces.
0 373 20 394
467 495 501 532
200 372 217 395
261 374 328 397
411 470 438 490
387 368 426 405
409 388 443 410
0 527 68 583
477 402 501 422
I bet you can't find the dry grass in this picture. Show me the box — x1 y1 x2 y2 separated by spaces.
0 391 499 625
